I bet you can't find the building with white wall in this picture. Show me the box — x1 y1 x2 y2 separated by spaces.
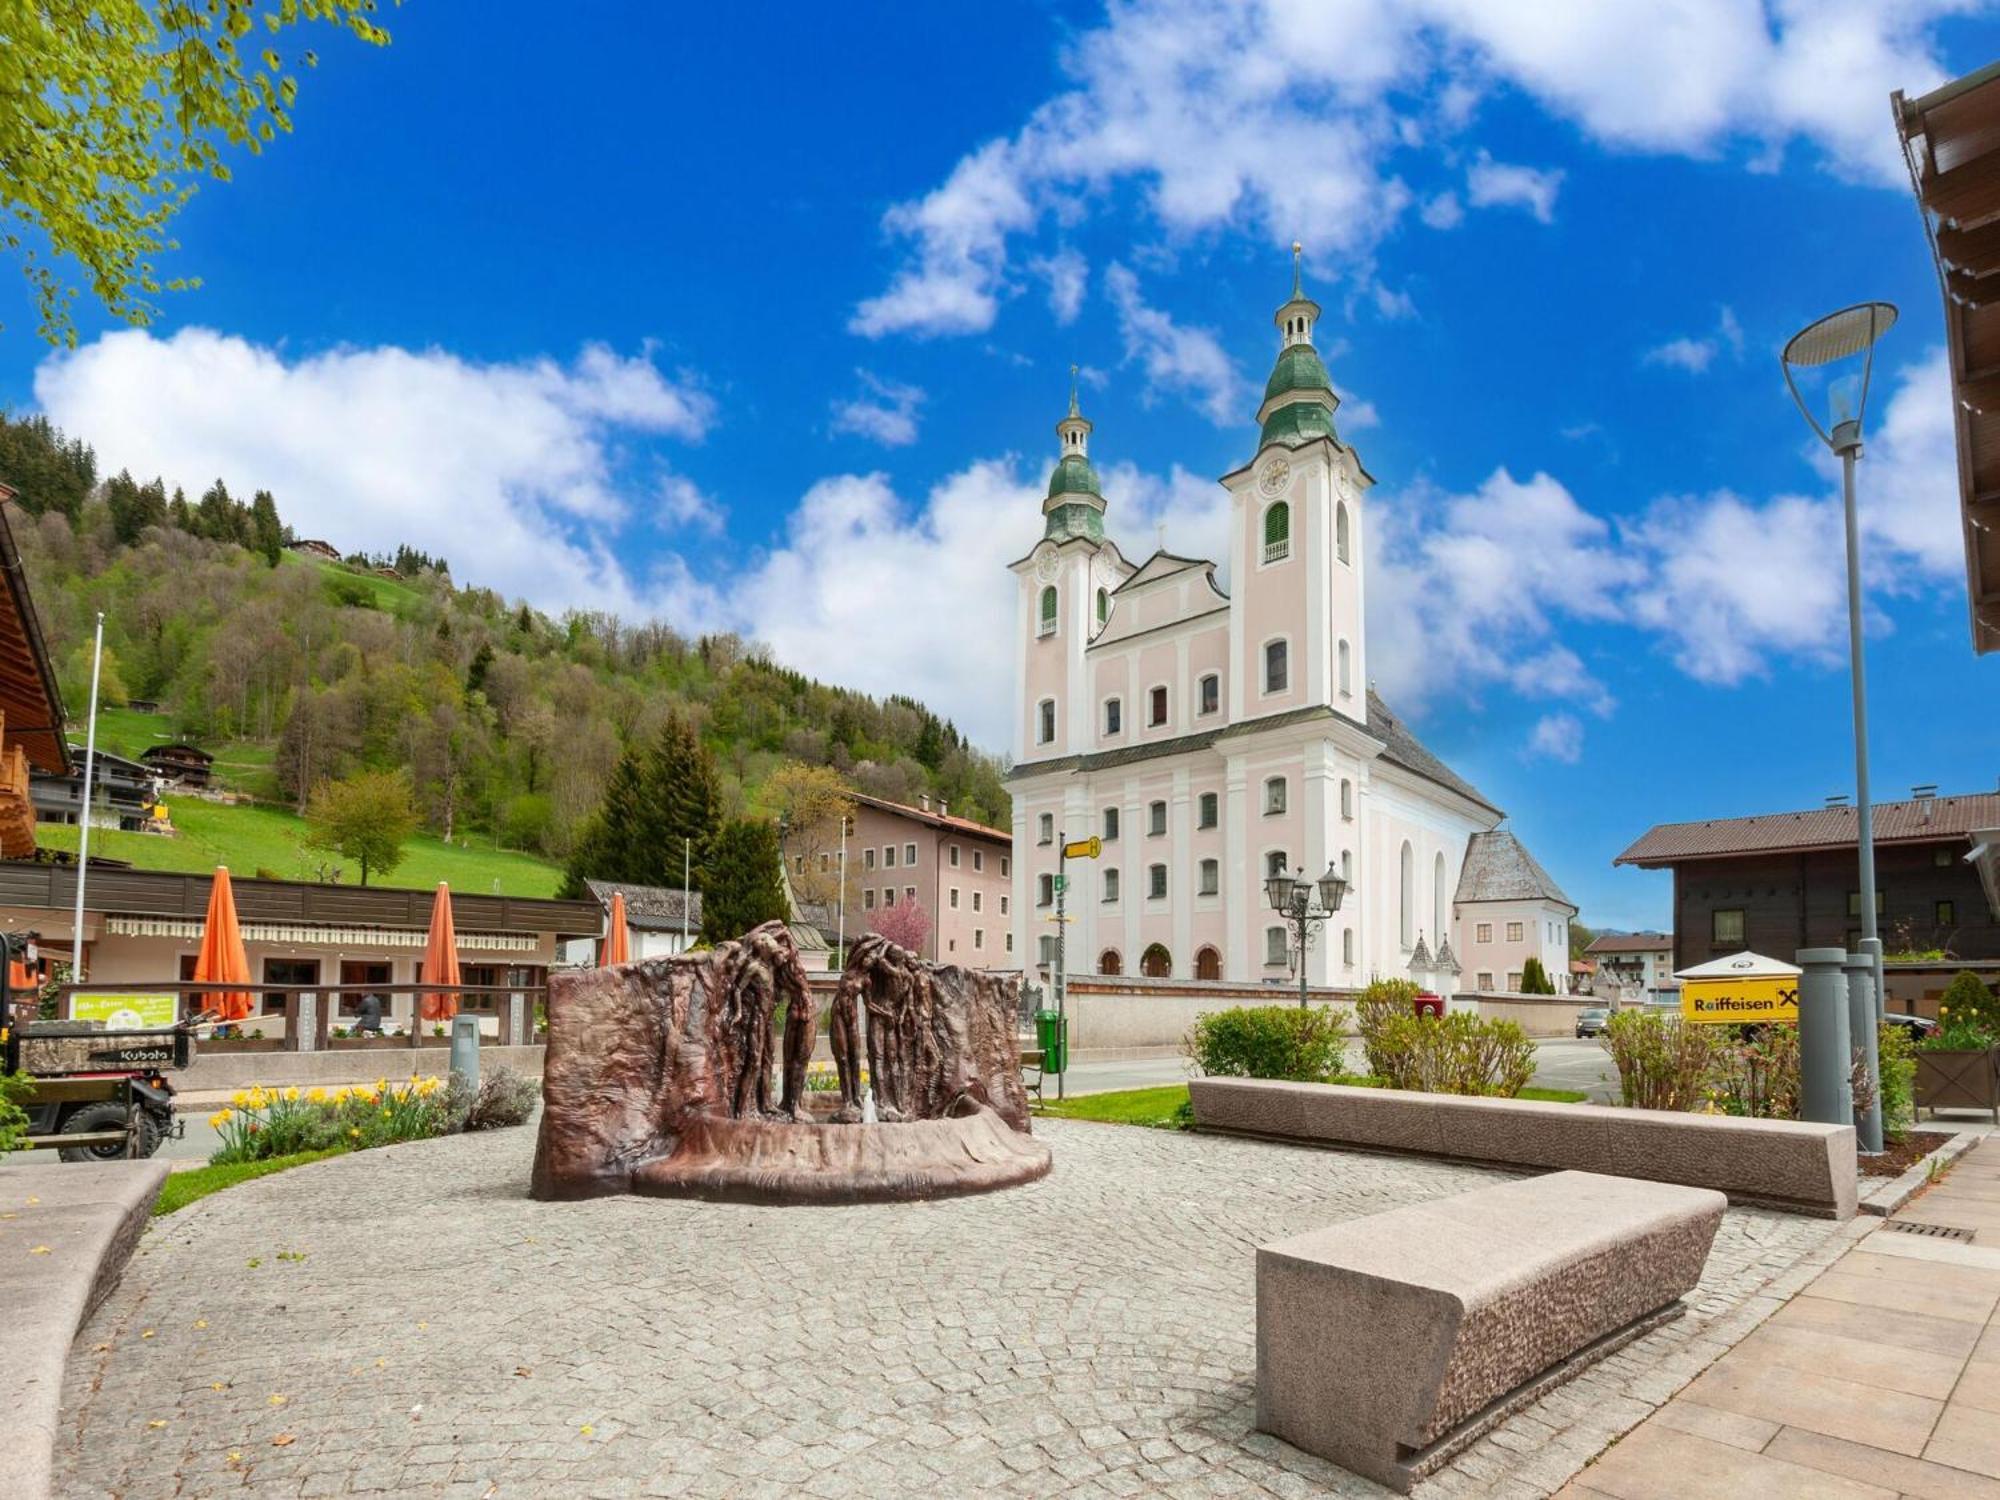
1008 254 1562 991
1585 932 1679 1003
1454 830 1577 993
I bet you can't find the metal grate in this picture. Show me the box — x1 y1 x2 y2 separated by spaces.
1884 1220 1978 1242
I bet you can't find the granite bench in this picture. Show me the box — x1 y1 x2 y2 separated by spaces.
1190 1077 1858 1218
1257 1169 1724 1493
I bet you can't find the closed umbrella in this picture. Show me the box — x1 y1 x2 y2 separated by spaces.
603 890 630 966
420 882 461 1024
194 866 253 1022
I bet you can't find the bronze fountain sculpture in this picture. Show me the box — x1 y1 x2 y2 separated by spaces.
530 923 1050 1204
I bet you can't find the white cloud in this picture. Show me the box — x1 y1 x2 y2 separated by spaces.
1104 263 1246 425
1419 191 1465 229
1465 152 1564 223
33 328 716 614
659 473 724 536
830 370 926 447
1644 336 1719 374
1032 249 1089 325
855 1 1971 336
1526 712 1584 763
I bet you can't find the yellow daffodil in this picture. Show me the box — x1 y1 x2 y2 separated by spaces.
306 1087 326 1103
283 1086 300 1102
230 1090 249 1108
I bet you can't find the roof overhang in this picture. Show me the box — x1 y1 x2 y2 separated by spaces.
1971 827 2000 921
1896 66 2000 653
0 491 71 773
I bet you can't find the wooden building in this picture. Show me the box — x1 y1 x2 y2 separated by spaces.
140 743 214 788
1617 787 2000 979
0 489 73 857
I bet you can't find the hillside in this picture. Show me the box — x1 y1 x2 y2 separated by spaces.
0 411 1011 885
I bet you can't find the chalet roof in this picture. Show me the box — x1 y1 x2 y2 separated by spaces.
850 791 1009 844
583 879 702 932
141 743 213 764
1454 829 1574 911
1615 789 2000 867
1586 932 1674 955
0 494 70 774
1009 689 1502 818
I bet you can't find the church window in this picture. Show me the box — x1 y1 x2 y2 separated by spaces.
1038 586 1057 636
1341 849 1352 881
1037 813 1054 845
1099 948 1122 975
1148 800 1167 836
1037 873 1054 906
1198 858 1219 895
1096 587 1109 624
1148 684 1168 726
1336 502 1351 564
1148 864 1168 900
1340 778 1353 820
1198 673 1219 715
1265 850 1288 879
1399 841 1415 950
1103 868 1120 902
1434 852 1448 947
1263 501 1291 564
1263 777 1287 815
1102 806 1119 841
1342 929 1354 965
1264 639 1289 694
1104 697 1122 734
1338 639 1353 697
1037 699 1055 745
1265 927 1289 966
1198 792 1218 829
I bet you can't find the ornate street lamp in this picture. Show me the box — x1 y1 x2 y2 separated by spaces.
1782 301 1896 1157
1268 863 1346 1009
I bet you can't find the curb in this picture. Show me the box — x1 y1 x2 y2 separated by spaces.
1859 1130 1983 1216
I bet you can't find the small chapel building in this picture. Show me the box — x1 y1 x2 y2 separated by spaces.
1008 254 1558 992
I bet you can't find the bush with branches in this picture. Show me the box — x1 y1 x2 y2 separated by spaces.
1183 1004 1350 1082
1354 977 1420 1077
1601 1010 1721 1111
1365 1011 1536 1096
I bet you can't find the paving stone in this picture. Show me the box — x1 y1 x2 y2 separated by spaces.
51 1120 1839 1499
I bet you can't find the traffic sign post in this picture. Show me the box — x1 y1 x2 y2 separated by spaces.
1052 832 1102 1103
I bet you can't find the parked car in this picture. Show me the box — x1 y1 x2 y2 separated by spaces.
1881 1012 1940 1041
1575 1007 1610 1038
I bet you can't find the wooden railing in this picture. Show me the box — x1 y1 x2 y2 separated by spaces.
0 729 33 859
45 979 548 1054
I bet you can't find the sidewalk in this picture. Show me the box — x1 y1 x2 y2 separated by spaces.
1559 1141 2000 1499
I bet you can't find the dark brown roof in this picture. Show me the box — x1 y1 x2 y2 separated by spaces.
1896 63 2000 654
850 792 1009 843
1586 932 1673 955
1616 790 2000 867
0 494 70 773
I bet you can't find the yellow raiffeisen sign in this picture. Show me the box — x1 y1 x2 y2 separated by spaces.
1680 976 1799 1024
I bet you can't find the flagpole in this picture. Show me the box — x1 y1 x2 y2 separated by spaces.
682 837 691 950
69 611 105 982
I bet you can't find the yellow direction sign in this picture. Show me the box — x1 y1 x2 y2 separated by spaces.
1062 836 1102 860
1680 976 1799 1025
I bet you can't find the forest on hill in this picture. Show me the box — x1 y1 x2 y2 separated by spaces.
0 412 1011 867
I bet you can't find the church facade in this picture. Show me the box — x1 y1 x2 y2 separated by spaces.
1008 257 1523 992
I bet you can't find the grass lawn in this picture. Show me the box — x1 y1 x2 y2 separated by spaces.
153 1148 348 1216
1039 1079 1589 1128
35 797 564 898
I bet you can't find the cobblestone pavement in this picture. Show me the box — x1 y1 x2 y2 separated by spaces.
57 1121 1848 1499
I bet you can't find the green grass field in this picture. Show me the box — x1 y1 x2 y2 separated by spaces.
1038 1079 1590 1129
36 796 564 897
152 1148 348 1215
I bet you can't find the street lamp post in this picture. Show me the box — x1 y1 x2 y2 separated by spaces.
1266 864 1348 1009
1782 300 1897 1157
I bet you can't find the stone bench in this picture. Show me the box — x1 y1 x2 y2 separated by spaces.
0 1159 168 1500
1257 1169 1724 1493
1190 1077 1858 1218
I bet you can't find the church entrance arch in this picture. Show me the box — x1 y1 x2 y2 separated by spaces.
1140 944 1172 978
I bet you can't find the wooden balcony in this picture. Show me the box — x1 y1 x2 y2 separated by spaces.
0 718 34 860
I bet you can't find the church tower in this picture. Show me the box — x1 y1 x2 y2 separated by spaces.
1224 245 1373 722
1010 374 1126 765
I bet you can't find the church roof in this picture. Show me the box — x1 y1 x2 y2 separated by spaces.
1455 829 1575 911
1263 343 1333 403
1010 689 1502 818
1046 452 1101 500
1259 399 1341 450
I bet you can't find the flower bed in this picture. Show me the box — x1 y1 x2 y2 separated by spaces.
207 1069 539 1165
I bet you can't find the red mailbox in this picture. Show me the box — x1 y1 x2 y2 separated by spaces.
1413 993 1444 1018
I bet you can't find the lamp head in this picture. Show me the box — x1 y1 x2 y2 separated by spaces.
1781 302 1897 454
1316 863 1347 914
1265 870 1298 914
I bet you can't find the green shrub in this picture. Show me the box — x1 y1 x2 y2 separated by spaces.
1183 1004 1350 1082
1520 956 1556 995
0 1070 33 1154
1878 1021 1916 1135
1602 1010 1720 1111
1354 978 1419 1077
1367 1011 1536 1096
1935 971 2000 1045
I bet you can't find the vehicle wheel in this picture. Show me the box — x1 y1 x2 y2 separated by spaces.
56 1101 158 1163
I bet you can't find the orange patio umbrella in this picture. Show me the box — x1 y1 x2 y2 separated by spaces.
420 882 462 1022
194 866 254 1022
602 890 631 966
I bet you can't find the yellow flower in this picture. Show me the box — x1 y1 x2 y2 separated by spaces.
230 1090 250 1109
306 1087 326 1103
283 1086 300 1103
348 1126 361 1139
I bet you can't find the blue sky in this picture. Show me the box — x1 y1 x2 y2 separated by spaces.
3 1 1997 932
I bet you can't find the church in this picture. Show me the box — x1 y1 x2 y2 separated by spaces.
1007 253 1568 994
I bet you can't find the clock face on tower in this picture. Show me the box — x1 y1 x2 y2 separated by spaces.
1259 457 1291 496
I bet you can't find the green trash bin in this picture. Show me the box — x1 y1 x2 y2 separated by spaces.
1033 1009 1068 1075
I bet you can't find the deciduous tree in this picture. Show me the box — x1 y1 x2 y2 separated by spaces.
303 767 420 887
868 894 932 956
764 760 856 910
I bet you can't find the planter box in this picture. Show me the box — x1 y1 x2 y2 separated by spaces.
202 1037 284 1054
1916 1047 2000 1122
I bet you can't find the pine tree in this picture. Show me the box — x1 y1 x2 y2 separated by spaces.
558 745 648 897
644 713 722 891
699 817 788 943
249 489 284 566
1520 956 1556 995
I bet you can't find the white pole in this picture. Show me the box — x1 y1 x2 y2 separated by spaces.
69 611 105 983
682 837 691 951
837 817 847 966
